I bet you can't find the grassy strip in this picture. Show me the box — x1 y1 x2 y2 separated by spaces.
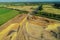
0 10 19 26
0 8 13 15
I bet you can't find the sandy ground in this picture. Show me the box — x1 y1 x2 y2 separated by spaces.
0 14 60 40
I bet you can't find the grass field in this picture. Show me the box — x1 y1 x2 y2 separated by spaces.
0 8 19 26
42 5 60 15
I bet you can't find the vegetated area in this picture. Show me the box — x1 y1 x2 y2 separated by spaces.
0 7 29 26
33 3 60 21
0 2 41 6
0 7 20 26
0 2 39 26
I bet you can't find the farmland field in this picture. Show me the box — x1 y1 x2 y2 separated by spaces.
0 8 19 26
0 5 38 26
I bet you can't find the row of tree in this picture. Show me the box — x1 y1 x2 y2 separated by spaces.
33 4 60 21
37 12 60 20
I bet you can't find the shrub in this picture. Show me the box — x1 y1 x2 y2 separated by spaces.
53 3 60 9
37 5 43 11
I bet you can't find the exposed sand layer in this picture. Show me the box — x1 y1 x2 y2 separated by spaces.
0 14 60 40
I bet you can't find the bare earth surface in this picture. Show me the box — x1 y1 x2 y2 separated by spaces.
0 6 60 40
0 14 60 40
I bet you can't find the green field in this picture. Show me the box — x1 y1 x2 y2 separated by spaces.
0 8 19 26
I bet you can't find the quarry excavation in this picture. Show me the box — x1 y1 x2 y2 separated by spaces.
0 14 60 40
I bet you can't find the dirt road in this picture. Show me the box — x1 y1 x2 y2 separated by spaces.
0 14 28 40
0 14 27 32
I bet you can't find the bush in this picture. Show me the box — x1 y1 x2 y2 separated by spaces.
53 3 60 9
37 5 43 11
